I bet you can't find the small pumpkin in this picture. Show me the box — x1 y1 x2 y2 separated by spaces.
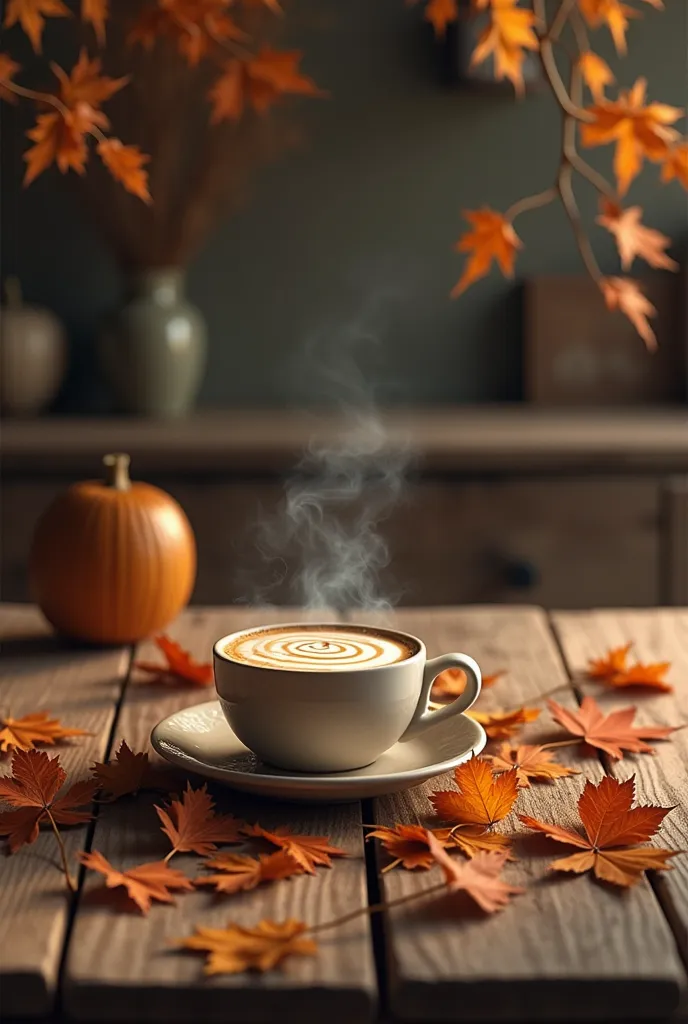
29 453 196 644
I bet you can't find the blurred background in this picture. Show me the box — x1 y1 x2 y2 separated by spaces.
1 0 687 615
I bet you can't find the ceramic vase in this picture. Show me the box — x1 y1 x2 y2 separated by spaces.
0 279 67 417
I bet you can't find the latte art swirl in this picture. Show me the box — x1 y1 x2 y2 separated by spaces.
225 627 416 671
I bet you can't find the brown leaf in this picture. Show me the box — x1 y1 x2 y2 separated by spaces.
244 823 346 874
98 139 151 203
587 642 633 680
79 850 193 913
548 696 676 759
128 0 245 65
4 0 70 53
0 711 90 753
485 742 580 787
0 53 21 103
0 749 96 852
430 756 519 827
81 0 107 44
135 635 213 687
426 832 524 912
178 918 318 975
451 208 521 296
466 706 540 739
578 50 614 100
601 276 658 351
519 774 678 887
597 201 678 272
432 669 505 701
92 740 163 800
366 823 454 871
156 784 246 857
196 851 302 893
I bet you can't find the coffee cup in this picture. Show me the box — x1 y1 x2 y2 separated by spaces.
213 622 481 773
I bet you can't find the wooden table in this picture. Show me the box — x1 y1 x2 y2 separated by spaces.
2 603 688 1023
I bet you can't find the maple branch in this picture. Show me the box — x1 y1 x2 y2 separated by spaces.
45 809 77 892
505 186 557 223
569 5 591 51
568 153 618 202
203 18 255 61
546 0 577 43
307 881 446 935
533 0 591 123
0 78 70 117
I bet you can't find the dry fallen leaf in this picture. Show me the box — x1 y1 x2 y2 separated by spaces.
4 0 70 53
178 918 318 975
366 823 454 871
92 740 165 800
607 661 673 692
0 711 90 753
79 850 194 913
485 742 580 788
196 851 302 893
136 635 213 687
427 832 524 912
451 208 521 296
451 826 513 859
587 642 633 680
432 669 505 701
597 200 678 272
0 749 96 852
578 50 614 100
470 0 539 95
430 756 519 827
466 706 540 740
601 277 658 351
156 784 246 857
519 774 678 887
244 823 346 874
547 696 676 759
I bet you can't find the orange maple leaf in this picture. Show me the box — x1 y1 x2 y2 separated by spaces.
0 53 21 104
52 50 128 108
470 0 539 96
135 635 214 687
597 200 678 272
519 774 678 886
661 143 688 190
81 0 108 44
0 711 90 753
466 706 540 739
156 784 245 857
587 642 633 680
98 139 151 203
547 696 676 759
366 823 454 871
24 105 108 185
577 51 614 101
426 833 524 912
601 276 657 351
79 850 194 913
485 742 580 787
430 756 519 827
209 47 324 123
0 749 96 852
578 0 661 55
195 851 302 893
244 823 346 874
424 0 459 37
178 918 318 975
451 208 521 297
432 669 505 701
581 78 682 195
4 0 70 54
92 739 167 800
129 0 245 66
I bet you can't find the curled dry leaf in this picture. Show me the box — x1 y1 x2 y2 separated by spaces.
135 635 213 687
485 742 580 788
451 208 521 297
0 711 90 753
597 201 678 272
578 50 614 100
430 756 519 827
519 775 678 887
79 850 194 913
466 706 540 740
156 784 246 857
4 0 70 54
470 0 539 96
587 643 633 680
601 277 658 351
432 669 505 701
92 740 167 801
547 696 676 759
178 918 318 975
426 832 524 912
196 851 302 894
0 748 96 852
244 823 346 874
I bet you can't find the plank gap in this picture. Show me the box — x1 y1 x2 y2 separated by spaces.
362 797 390 1023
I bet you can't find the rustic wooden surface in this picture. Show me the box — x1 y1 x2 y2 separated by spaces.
0 605 129 1017
358 607 685 1022
63 607 378 1024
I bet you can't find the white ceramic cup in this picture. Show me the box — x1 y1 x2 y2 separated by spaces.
213 622 481 773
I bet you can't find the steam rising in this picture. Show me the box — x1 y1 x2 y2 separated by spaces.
247 312 412 613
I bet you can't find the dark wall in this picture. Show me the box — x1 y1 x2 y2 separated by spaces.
1 0 687 409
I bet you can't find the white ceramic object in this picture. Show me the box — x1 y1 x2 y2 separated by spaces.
212 622 482 772
150 700 487 803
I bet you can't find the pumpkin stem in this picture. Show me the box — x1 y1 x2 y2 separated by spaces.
103 453 132 491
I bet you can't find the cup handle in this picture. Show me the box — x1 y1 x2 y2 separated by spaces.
401 653 482 741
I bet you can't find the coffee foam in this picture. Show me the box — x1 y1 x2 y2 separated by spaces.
224 625 418 672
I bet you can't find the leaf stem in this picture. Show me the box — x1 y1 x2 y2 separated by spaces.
0 77 110 147
45 808 77 892
307 881 446 935
505 186 558 222
545 0 577 43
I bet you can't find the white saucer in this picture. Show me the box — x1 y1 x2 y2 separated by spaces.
150 701 487 803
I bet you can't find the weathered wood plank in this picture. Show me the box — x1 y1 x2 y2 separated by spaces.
361 607 685 1022
63 608 377 1024
0 604 129 1017
552 608 688 959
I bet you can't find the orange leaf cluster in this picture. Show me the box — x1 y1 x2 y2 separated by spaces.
209 48 324 124
0 711 90 753
179 918 318 975
548 696 676 760
135 635 214 687
432 668 505 701
79 850 194 913
129 0 247 67
585 643 673 691
520 775 677 886
486 742 580 788
431 756 519 827
467 705 540 739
